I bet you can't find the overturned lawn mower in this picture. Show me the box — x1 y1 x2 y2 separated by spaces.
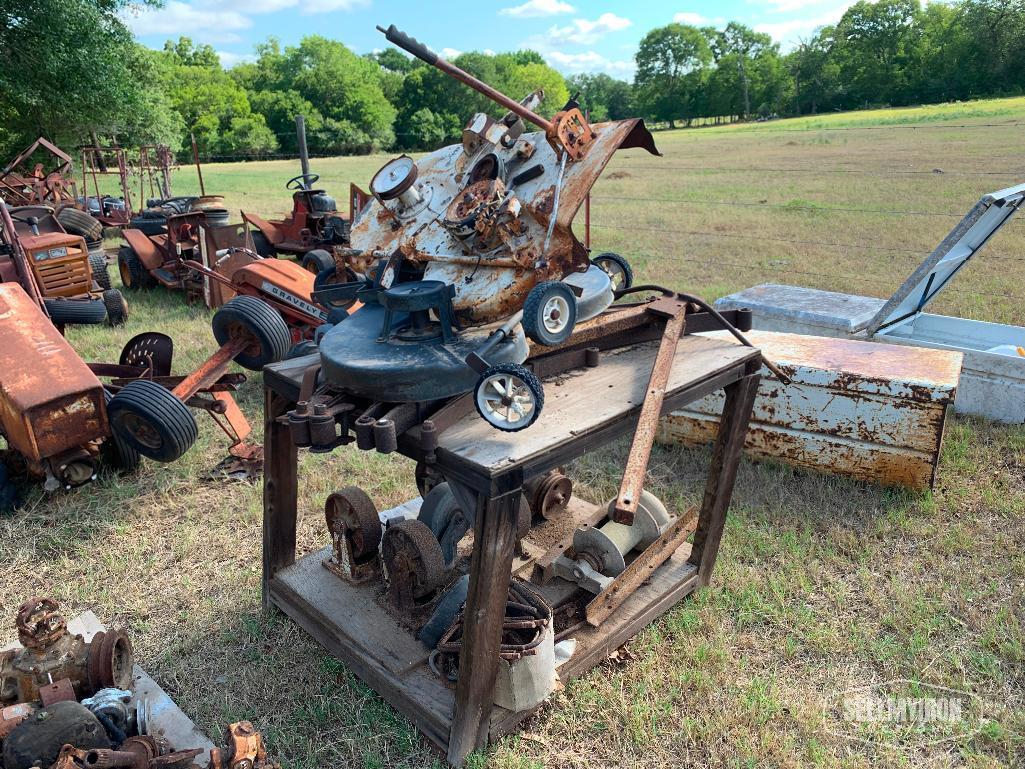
0 282 290 510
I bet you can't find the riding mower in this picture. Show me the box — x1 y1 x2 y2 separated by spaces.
0 201 127 327
0 275 292 511
241 174 368 272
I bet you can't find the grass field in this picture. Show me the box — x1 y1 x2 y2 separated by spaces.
2 97 1024 768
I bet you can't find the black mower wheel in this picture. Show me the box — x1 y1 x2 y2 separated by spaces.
102 389 140 473
89 251 112 290
57 207 103 241
249 230 276 257
103 289 129 326
118 245 154 290
473 363 544 432
302 249 334 274
286 340 319 359
212 295 292 371
106 379 197 462
44 298 107 326
591 251 634 290
522 280 577 347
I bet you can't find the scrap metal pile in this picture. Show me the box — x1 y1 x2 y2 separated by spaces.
282 25 787 710
0 599 278 769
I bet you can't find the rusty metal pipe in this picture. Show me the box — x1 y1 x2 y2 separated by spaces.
82 749 142 769
377 25 554 133
613 305 687 524
171 337 247 401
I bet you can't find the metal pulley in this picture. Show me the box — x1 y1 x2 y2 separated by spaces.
523 469 572 520
324 487 381 583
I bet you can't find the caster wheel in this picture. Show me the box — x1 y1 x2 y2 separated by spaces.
591 251 633 290
522 280 577 347
473 363 544 432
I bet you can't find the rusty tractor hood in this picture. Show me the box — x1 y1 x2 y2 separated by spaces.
348 119 658 323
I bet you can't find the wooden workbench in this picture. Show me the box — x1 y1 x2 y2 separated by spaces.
261 334 761 766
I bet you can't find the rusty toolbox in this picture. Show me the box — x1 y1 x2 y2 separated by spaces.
659 330 962 489
0 282 107 464
714 183 1025 424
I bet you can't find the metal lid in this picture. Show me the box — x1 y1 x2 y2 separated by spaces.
867 182 1025 334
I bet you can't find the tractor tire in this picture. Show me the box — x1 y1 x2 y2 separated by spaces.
44 298 107 326
102 390 140 473
57 207 103 241
212 295 292 371
302 249 334 274
103 289 129 326
118 245 154 290
106 379 198 463
522 281 577 347
89 251 112 290
129 211 167 236
249 230 275 257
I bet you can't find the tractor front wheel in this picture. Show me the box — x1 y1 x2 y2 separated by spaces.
118 246 154 290
103 289 129 326
212 295 292 371
302 249 334 274
106 379 198 463
89 251 112 291
44 298 108 326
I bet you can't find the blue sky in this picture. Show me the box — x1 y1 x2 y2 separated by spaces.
122 0 855 76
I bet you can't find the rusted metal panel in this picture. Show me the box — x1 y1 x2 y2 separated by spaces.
122 228 163 271
659 330 962 490
349 118 656 324
0 283 106 462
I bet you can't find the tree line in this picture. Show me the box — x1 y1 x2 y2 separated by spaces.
2 0 1025 163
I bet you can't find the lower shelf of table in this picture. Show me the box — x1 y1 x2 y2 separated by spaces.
267 528 701 754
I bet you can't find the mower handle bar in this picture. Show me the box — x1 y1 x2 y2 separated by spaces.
377 24 553 134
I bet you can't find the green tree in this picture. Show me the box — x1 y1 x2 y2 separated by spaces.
0 0 175 156
567 74 634 121
634 23 712 127
712 23 777 118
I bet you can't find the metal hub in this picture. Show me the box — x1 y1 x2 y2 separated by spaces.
475 370 538 429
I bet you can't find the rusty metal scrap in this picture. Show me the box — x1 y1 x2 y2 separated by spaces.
1 598 133 707
208 721 279 769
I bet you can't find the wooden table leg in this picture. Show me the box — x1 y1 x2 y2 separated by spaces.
262 387 298 610
447 478 522 766
689 371 760 586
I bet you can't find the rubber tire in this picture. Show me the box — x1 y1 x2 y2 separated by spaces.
249 230 275 257
102 390 140 473
591 251 634 290
522 280 577 347
44 298 107 326
89 251 112 290
473 363 545 432
302 249 334 274
129 212 167 236
118 245 154 290
212 295 292 371
103 289 129 326
286 340 319 359
106 379 198 463
57 207 103 241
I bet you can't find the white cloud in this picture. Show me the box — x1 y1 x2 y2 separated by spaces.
759 0 834 12
123 0 366 44
543 50 635 78
673 11 726 25
441 47 463 59
122 1 251 44
546 13 632 45
755 3 851 42
217 50 257 68
499 0 575 18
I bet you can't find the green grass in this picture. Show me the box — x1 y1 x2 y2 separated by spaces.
3 95 1025 768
